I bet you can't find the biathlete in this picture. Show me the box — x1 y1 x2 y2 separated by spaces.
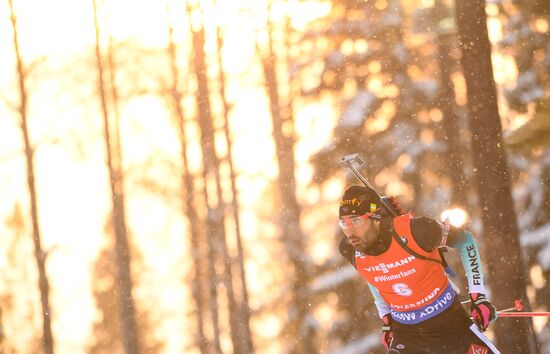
338 185 500 353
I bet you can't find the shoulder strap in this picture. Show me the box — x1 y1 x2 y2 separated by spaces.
390 227 458 277
390 227 443 265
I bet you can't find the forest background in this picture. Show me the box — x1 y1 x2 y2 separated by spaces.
1 0 549 353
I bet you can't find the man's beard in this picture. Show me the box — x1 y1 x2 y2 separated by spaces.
348 234 370 253
349 231 386 254
350 235 379 253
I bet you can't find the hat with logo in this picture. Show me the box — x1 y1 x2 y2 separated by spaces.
339 185 382 218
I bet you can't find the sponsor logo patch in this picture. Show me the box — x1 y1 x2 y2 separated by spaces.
363 255 416 274
392 283 413 297
374 268 416 282
391 285 456 324
467 344 489 354
340 198 361 207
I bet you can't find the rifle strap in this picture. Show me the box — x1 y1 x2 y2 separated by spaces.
390 227 442 264
390 226 457 279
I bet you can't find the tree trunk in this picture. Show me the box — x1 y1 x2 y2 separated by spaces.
455 1 539 352
189 4 241 353
0 306 5 354
189 11 222 354
92 1 139 353
437 35 467 205
214 20 255 354
166 19 210 354
8 1 54 353
260 3 312 352
88 245 123 354
433 2 468 205
107 36 124 165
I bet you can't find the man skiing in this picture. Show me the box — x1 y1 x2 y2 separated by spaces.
338 185 500 353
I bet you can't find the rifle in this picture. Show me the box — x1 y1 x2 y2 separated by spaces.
340 153 453 272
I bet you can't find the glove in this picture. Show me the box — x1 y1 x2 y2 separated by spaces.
381 314 393 350
470 293 497 331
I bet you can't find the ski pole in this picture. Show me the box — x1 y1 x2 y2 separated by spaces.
498 312 550 317
461 298 520 309
491 298 550 316
462 298 550 317
498 299 524 312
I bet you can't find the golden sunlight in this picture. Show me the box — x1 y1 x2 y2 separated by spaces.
2 0 544 353
440 207 468 227
1 0 333 352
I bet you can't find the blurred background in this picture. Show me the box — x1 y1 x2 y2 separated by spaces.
1 0 549 353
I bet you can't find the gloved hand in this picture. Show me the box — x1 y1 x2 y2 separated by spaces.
381 314 393 350
470 293 497 331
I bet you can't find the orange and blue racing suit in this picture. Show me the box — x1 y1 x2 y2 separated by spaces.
339 214 499 353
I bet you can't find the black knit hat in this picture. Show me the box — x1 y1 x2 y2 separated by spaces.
339 185 382 218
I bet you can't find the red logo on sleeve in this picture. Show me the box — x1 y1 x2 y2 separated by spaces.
468 344 489 354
